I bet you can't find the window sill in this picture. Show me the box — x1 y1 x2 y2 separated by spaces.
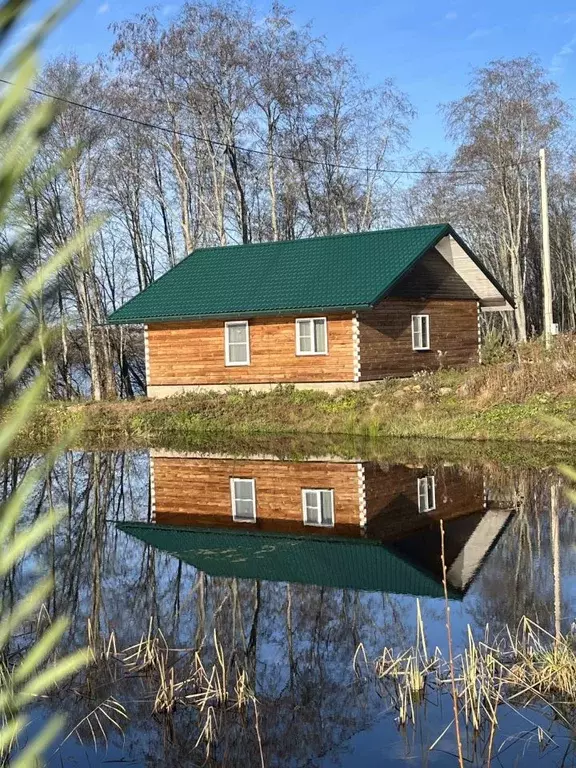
304 521 335 528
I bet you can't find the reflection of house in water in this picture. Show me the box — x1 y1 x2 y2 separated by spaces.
118 452 513 599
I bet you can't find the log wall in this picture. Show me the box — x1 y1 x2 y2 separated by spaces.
146 266 481 387
147 314 355 385
153 457 362 537
358 298 479 380
364 463 485 542
390 248 478 300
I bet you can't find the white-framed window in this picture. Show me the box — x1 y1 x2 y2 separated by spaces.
411 314 430 351
417 476 436 514
230 478 256 522
296 318 328 355
225 321 250 366
302 488 334 526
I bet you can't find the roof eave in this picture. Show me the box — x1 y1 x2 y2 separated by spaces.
107 303 374 325
367 223 516 310
443 225 516 309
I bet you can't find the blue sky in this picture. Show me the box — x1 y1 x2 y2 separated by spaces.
13 0 576 155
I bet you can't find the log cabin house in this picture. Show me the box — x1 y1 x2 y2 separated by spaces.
108 224 514 396
118 451 514 598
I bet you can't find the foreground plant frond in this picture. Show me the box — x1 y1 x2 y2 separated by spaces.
0 0 91 763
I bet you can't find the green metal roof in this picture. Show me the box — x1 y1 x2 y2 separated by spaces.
117 521 462 599
108 223 482 324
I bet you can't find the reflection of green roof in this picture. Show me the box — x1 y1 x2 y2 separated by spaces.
117 522 462 600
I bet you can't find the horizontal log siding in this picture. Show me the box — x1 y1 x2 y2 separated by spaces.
391 248 478 300
148 314 355 385
358 298 479 380
153 457 362 537
364 464 485 543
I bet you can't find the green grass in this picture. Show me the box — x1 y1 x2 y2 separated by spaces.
11 336 576 464
10 390 576 469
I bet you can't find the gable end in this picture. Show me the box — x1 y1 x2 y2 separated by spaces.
434 233 514 312
387 249 479 301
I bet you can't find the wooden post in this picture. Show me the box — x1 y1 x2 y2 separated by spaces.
539 148 553 349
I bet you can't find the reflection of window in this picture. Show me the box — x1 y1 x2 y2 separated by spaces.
230 478 256 522
296 318 327 355
417 476 436 513
225 321 250 365
411 314 430 350
302 488 334 526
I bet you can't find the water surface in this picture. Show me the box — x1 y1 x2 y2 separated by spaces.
5 443 576 766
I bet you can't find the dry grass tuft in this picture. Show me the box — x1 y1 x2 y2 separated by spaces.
365 600 439 726
507 617 576 701
32 619 264 763
363 614 576 736
464 335 576 405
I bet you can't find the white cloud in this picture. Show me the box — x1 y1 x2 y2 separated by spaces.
467 26 500 40
552 12 576 24
551 33 576 72
445 11 457 21
97 2 109 14
559 38 576 56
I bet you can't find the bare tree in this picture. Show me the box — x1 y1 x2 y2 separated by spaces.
442 57 568 342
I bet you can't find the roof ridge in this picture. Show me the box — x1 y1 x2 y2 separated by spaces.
193 222 450 255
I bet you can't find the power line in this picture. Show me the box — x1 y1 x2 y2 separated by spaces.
0 77 537 177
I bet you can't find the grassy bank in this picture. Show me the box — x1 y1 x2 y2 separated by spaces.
11 337 576 464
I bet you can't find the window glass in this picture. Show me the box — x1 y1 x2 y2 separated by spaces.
303 489 334 526
229 342 248 364
304 490 319 522
412 316 422 348
297 318 327 354
314 319 327 353
412 315 430 350
226 322 249 365
421 316 429 347
298 320 313 353
232 478 256 521
228 324 246 344
320 490 334 524
418 476 436 513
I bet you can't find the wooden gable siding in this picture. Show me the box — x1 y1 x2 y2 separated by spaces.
358 298 479 380
148 314 355 386
391 248 478 300
394 510 487 575
153 457 362 537
364 463 485 542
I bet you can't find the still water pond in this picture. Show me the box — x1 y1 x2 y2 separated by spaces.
5 445 576 766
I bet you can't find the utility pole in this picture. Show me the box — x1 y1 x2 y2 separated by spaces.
550 481 561 643
539 148 553 349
